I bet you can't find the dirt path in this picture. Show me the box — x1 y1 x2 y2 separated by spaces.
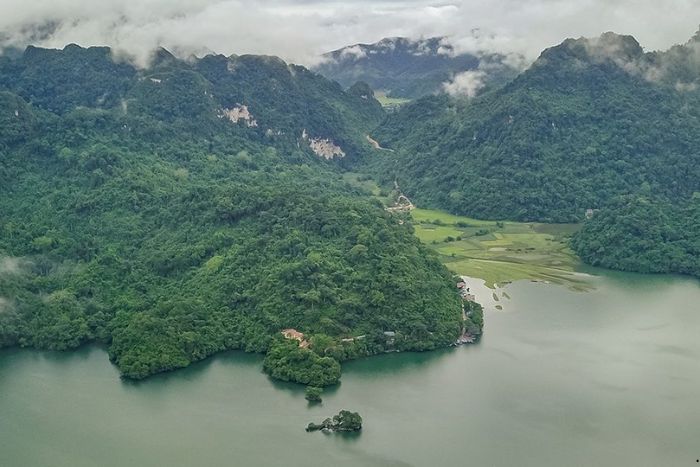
385 194 414 212
366 135 394 152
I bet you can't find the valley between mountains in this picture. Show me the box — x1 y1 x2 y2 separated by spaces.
1 29 698 389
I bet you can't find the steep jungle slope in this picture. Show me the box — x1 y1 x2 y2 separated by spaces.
367 32 700 223
0 44 385 164
572 195 700 278
0 46 468 385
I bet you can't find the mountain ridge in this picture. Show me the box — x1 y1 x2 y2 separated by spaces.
314 36 520 99
0 43 385 164
366 30 700 221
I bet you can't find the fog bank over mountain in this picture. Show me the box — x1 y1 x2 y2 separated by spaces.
0 0 698 67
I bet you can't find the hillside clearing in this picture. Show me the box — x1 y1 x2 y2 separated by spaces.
374 91 411 108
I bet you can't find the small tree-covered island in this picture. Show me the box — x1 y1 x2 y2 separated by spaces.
0 45 483 386
306 410 363 433
304 386 324 403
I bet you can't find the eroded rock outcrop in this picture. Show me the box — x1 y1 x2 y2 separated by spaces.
219 104 258 127
302 129 345 159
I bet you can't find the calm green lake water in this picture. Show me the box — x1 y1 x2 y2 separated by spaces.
1 271 699 467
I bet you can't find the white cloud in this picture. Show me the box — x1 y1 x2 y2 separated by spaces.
0 1 697 67
339 45 367 60
443 70 487 98
0 256 24 275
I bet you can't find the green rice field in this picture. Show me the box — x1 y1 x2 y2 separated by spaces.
342 173 590 289
374 91 412 108
411 208 590 289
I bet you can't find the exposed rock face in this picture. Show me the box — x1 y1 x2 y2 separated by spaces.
309 138 345 159
281 328 309 348
302 129 345 159
219 104 258 127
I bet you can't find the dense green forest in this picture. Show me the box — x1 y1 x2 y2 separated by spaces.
0 44 385 165
366 32 700 224
0 45 467 385
3 28 696 391
572 195 700 277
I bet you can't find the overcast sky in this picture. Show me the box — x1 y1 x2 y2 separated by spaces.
0 0 698 66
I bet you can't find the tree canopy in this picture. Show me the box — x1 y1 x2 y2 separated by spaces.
364 32 700 223
572 195 700 277
0 45 466 383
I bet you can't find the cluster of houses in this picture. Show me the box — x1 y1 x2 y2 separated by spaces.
456 280 475 302
455 279 477 345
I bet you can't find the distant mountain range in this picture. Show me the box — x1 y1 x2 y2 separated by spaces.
0 44 384 163
314 36 520 99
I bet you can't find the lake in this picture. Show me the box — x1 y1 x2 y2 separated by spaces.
1 270 698 467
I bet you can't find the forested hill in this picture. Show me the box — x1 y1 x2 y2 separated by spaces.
314 36 518 99
0 46 472 385
0 44 384 164
571 195 700 277
367 31 700 223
